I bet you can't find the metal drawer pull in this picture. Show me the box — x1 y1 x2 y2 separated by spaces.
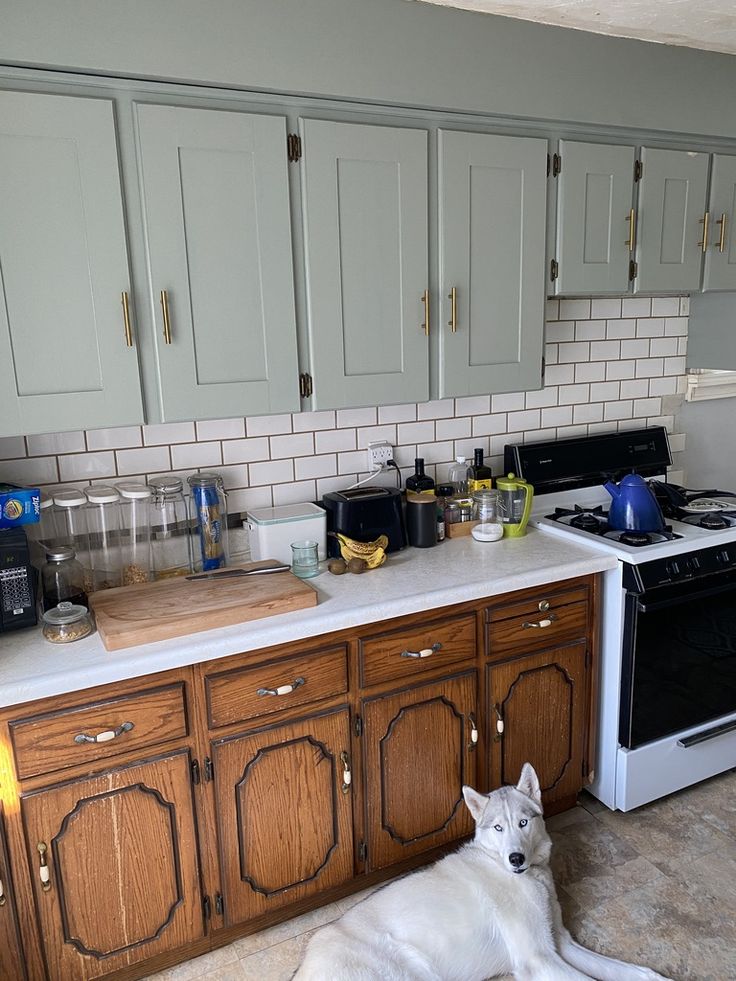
493 704 504 741
0 874 5 906
340 750 352 794
257 677 305 697
625 208 637 252
160 289 173 344
420 288 430 336
400 642 442 659
74 721 134 745
448 286 457 333
37 843 51 892
698 211 710 252
716 212 728 253
469 712 478 747
121 291 133 347
522 613 557 629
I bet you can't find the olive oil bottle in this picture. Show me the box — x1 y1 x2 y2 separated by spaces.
405 457 435 495
467 448 492 493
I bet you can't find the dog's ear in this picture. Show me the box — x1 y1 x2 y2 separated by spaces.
462 786 488 823
516 763 542 807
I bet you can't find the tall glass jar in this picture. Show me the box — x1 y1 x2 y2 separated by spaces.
149 476 192 580
117 482 152 585
26 494 59 570
53 489 93 593
85 485 122 590
187 473 229 572
41 545 87 612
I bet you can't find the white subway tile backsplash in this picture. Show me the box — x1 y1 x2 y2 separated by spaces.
575 320 606 342
245 414 293 437
604 400 634 421
590 340 621 361
0 436 27 460
591 298 622 319
337 450 366 475
664 317 688 336
317 475 354 498
605 318 637 339
620 379 650 400
143 422 195 445
507 409 540 432
436 417 472 441
270 432 315 459
491 392 525 413
417 399 454 420
606 360 636 380
679 297 690 316
116 446 171 477
574 362 606 383
544 363 575 386
222 437 270 465
525 388 559 409
541 405 572 428
633 398 662 417
559 299 591 320
544 343 559 365
273 480 317 506
622 297 651 318
378 403 417 424
590 381 620 401
649 337 680 358
357 425 397 449
87 426 143 451
170 441 222 471
336 407 377 429
216 464 249 490
249 459 294 486
556 424 589 439
315 428 357 454
545 299 560 321
636 317 666 338
620 338 650 359
558 383 590 405
454 395 490 416
417 440 454 464
59 451 115 481
397 421 435 445
546 321 575 343
635 358 665 378
3 456 59 486
557 341 590 364
573 402 604 424
294 454 337 480
649 376 678 397
472 414 508 437
27 431 85 456
669 433 687 453
195 418 245 441
292 410 336 432
664 356 686 375
230 486 273 513
651 297 681 317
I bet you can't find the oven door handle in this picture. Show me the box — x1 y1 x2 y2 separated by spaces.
637 576 736 612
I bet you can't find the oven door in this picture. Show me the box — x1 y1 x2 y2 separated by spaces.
619 568 736 748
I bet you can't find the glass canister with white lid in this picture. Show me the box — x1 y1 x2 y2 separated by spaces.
53 489 93 592
41 545 87 612
117 482 152 585
149 476 192 580
26 494 60 570
85 485 122 590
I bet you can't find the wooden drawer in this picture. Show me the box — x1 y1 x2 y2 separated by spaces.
205 645 348 729
358 613 476 688
486 585 589 660
10 683 188 781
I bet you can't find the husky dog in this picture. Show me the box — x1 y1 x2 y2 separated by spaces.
293 764 672 981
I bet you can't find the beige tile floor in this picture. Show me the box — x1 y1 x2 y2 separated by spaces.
145 768 736 981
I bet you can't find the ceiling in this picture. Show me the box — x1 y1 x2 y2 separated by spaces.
412 1 736 56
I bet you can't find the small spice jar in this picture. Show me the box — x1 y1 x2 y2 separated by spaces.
42 601 94 644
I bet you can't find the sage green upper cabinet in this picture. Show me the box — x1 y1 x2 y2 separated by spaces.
438 129 547 397
299 119 429 409
135 104 299 420
0 91 143 438
702 153 736 292
634 147 709 294
554 141 636 295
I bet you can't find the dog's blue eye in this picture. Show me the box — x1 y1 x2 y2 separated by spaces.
493 824 503 832
519 819 528 828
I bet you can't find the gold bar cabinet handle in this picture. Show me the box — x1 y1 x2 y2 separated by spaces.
37 842 51 893
716 213 728 253
698 212 710 253
448 286 457 333
121 291 133 347
160 289 173 345
625 209 636 252
420 289 430 336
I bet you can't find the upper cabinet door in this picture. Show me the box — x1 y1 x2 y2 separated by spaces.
702 153 736 292
136 104 300 420
299 119 429 409
0 91 143 437
555 141 636 295
438 130 547 398
635 147 709 293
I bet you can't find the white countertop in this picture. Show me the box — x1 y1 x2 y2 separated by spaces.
0 529 617 709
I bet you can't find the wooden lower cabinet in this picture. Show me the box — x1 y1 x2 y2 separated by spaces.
212 707 354 925
362 671 477 871
487 642 588 809
19 750 204 980
0 804 27 980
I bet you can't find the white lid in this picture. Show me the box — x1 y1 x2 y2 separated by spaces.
53 489 86 508
116 482 152 500
455 456 466 463
39 494 53 510
246 502 325 526
86 485 120 504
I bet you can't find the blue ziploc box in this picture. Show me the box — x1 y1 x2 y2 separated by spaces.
0 484 41 528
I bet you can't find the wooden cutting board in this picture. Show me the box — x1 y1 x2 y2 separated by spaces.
88 561 318 651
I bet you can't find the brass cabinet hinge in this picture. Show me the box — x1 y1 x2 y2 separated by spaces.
354 714 363 737
634 159 643 182
550 259 559 282
299 372 313 399
287 133 302 162
628 259 638 282
215 892 224 916
358 841 367 863
190 759 200 786
552 153 562 177
204 756 214 782
203 895 211 920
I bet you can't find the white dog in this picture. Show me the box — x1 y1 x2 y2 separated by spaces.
293 764 672 981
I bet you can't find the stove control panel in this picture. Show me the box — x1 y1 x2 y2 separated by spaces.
626 542 736 591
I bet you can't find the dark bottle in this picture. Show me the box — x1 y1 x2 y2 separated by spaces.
467 448 492 493
405 458 435 495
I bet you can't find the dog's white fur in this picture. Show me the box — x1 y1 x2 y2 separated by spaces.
293 764 672 981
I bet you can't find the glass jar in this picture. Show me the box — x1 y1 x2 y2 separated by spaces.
85 485 122 590
117 482 152 585
149 477 192 580
472 489 504 541
41 546 87 612
53 489 93 592
26 494 59 570
187 473 229 572
42 601 94 644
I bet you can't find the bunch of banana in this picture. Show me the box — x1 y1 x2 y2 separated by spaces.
331 532 388 570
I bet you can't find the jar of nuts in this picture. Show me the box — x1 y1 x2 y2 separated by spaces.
42 602 94 644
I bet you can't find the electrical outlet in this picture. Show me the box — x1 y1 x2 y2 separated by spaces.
366 440 393 471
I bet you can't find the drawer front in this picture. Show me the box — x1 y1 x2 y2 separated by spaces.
205 645 348 729
487 587 589 659
10 683 188 780
359 613 476 688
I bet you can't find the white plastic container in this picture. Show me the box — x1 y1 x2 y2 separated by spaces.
246 503 327 566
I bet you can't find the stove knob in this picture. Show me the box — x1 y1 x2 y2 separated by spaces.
689 555 701 573
716 549 731 565
665 560 681 579
681 557 693 576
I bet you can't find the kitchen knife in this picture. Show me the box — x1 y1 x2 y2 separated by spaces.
185 565 291 581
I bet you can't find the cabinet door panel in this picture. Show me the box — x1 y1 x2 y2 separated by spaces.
703 153 736 291
556 141 635 294
20 750 203 980
488 642 587 809
0 804 27 981
136 104 299 419
213 708 354 925
0 91 143 437
300 119 429 408
363 671 477 871
438 130 547 397
635 147 709 293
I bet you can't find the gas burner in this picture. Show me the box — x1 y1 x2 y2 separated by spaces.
700 512 729 529
681 511 735 530
571 512 604 532
618 531 653 547
602 528 682 547
547 505 608 534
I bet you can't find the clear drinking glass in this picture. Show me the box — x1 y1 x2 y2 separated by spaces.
290 540 319 579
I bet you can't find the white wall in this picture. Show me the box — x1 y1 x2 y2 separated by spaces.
680 399 736 488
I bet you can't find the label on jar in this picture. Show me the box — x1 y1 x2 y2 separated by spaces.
468 478 492 492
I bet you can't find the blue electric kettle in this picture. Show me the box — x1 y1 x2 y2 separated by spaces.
604 474 667 532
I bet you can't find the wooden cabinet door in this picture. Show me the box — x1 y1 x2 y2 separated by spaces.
0 804 27 981
438 129 547 398
0 90 143 438
212 708 354 926
299 118 429 408
362 671 477 872
136 104 300 420
488 642 587 811
555 140 636 295
703 153 736 291
635 146 709 293
20 750 203 980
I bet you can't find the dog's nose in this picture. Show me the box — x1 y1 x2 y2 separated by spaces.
508 852 525 868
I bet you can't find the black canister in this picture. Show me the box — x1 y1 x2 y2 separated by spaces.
406 492 437 548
